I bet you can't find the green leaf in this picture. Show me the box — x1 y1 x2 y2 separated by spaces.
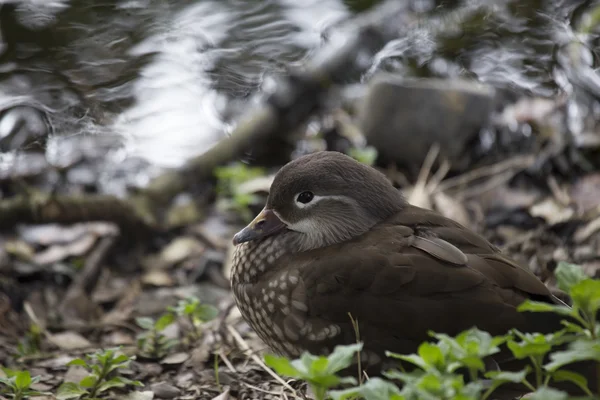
518 300 574 317
1 367 17 377
310 357 329 375
417 343 444 368
551 370 592 396
135 317 155 330
545 339 600 371
561 320 586 334
183 302 197 316
0 376 15 388
555 262 587 293
310 374 344 389
348 147 378 166
96 376 142 393
484 367 530 395
154 313 176 331
330 377 403 400
386 353 429 370
458 356 485 372
570 279 600 317
417 373 442 392
526 387 568 400
66 358 88 368
506 331 560 359
79 375 98 388
485 368 529 383
14 370 31 389
195 304 219 322
56 382 88 400
264 355 301 378
111 354 131 365
327 343 363 374
295 353 317 376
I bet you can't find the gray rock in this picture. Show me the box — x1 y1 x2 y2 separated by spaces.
356 73 495 172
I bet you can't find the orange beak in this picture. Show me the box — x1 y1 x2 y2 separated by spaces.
232 208 287 245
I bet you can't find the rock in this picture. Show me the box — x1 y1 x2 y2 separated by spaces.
150 382 181 399
356 73 495 172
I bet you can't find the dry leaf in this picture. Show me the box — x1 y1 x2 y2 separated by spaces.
49 331 92 350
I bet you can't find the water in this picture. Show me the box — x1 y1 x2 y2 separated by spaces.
0 0 598 187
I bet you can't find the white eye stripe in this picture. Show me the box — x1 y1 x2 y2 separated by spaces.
293 194 356 209
295 194 325 209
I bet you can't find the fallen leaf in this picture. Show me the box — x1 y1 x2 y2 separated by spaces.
118 391 155 400
529 198 575 225
142 270 174 287
143 237 205 270
4 240 34 261
212 388 230 400
30 382 53 391
49 331 92 350
574 216 600 243
63 365 89 384
571 173 600 213
19 223 118 246
160 352 189 365
150 382 181 399
433 192 471 227
33 234 98 265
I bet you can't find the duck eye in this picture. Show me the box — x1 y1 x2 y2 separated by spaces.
296 191 314 204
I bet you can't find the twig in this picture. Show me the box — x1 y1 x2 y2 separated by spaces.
408 144 440 207
434 155 536 195
218 348 237 373
226 324 297 394
58 236 116 323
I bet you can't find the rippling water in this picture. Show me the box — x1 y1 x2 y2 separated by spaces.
0 0 597 178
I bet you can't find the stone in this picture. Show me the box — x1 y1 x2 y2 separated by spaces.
356 73 495 172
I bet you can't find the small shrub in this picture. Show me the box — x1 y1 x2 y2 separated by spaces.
56 347 142 400
0 368 51 400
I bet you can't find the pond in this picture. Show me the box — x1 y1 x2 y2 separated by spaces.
0 0 598 188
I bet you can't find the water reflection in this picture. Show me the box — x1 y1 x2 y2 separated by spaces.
0 0 598 180
115 0 349 167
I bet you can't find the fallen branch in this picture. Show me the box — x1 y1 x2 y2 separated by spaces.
0 193 155 236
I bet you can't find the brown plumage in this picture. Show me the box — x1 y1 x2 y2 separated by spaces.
230 151 597 397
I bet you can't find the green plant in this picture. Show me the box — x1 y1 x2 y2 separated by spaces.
0 368 51 400
135 314 178 359
516 261 600 397
330 377 403 400
214 162 266 221
56 347 142 400
348 147 378 166
16 323 43 357
381 328 512 400
265 343 364 400
168 296 218 342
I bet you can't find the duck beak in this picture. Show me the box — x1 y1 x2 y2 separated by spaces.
233 208 286 245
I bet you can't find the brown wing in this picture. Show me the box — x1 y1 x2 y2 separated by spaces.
288 205 563 369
